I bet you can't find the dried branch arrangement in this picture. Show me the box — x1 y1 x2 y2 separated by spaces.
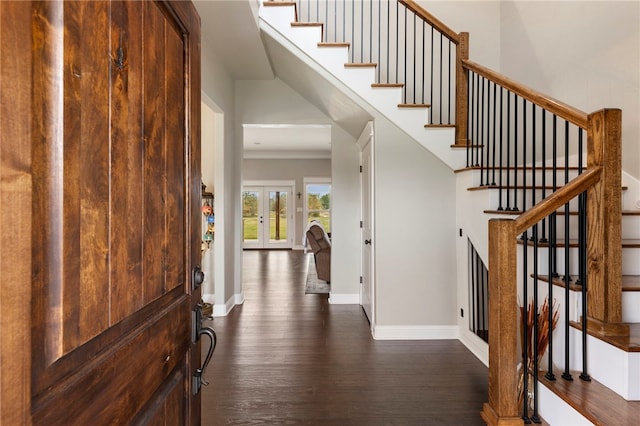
517 297 559 411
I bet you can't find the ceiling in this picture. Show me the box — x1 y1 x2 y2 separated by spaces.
193 0 372 158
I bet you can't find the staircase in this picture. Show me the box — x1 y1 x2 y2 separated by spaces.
259 1 640 424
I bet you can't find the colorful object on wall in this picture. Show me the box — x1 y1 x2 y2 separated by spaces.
201 183 215 252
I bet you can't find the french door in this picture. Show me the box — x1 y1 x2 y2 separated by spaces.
243 185 293 249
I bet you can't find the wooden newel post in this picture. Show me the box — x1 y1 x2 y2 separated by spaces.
586 108 628 337
455 32 469 147
481 219 524 426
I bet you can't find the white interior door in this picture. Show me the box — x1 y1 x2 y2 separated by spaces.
243 185 293 249
361 137 374 323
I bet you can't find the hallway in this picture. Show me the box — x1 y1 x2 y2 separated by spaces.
202 250 487 425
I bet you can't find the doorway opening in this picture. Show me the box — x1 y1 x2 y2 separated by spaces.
242 183 294 249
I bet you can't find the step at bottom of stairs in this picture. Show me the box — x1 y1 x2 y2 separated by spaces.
539 370 640 425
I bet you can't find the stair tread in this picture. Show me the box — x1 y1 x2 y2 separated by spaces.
345 62 376 68
455 165 583 173
398 103 431 108
468 184 559 191
372 83 403 88
425 123 455 128
539 370 640 425
516 238 640 248
291 21 322 26
317 42 350 47
534 274 640 292
483 209 640 216
571 321 640 352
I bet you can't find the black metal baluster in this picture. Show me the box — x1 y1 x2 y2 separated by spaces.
429 26 435 120
551 115 558 279
469 73 475 168
369 0 372 64
563 121 571 283
485 79 491 186
579 188 590 383
506 91 512 210
333 0 337 43
512 95 519 211
522 98 527 212
412 15 416 104
545 213 556 381
540 110 548 242
439 33 443 124
483 252 487 340
531 104 537 220
522 230 530 423
497 87 504 210
578 129 591 382
479 77 485 185
421 21 425 104
531 224 541 424
491 82 497 185
376 0 380 82
474 73 480 167
322 0 328 41
351 0 355 62
448 40 452 124
466 73 471 168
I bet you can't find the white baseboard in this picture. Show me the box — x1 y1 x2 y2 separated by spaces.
328 293 359 304
373 325 459 340
202 293 215 304
458 329 489 367
213 292 244 317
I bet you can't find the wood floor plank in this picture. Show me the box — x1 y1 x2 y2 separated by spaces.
202 250 487 424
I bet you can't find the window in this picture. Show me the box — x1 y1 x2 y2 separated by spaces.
305 180 331 233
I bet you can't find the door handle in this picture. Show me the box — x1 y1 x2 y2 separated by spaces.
364 239 372 245
192 303 217 394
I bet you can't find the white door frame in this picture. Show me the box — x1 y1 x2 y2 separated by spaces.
242 180 295 249
357 122 374 327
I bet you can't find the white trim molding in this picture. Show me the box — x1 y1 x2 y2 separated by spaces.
213 292 244 317
372 325 459 340
328 293 359 304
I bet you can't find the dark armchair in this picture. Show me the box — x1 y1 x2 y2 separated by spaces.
306 224 331 282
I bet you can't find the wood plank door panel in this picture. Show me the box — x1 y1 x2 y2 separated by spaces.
1 1 202 424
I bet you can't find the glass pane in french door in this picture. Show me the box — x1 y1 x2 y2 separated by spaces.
268 190 287 244
242 190 260 244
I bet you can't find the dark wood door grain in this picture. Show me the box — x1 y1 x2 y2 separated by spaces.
0 1 201 424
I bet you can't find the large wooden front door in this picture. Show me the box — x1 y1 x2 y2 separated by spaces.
0 1 203 423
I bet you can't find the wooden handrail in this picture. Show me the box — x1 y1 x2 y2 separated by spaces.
462 59 589 128
399 0 460 44
514 167 602 234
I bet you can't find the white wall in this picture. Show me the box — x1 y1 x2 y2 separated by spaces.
373 118 457 330
418 0 502 70
500 0 640 180
200 100 216 300
330 125 362 300
201 43 240 315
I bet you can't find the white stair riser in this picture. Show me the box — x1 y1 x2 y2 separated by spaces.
622 291 640 323
570 328 640 401
623 215 640 239
518 245 639 276
467 168 582 188
260 3 466 169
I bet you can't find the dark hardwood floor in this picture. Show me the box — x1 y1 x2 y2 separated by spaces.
202 250 488 425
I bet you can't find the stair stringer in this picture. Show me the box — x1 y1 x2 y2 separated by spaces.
259 3 467 171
